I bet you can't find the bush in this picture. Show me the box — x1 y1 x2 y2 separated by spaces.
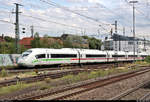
76 72 89 81
44 78 52 83
145 56 150 63
88 71 99 79
61 74 75 84
0 68 8 77
39 84 52 90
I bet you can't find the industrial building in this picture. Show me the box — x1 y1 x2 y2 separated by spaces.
103 34 150 52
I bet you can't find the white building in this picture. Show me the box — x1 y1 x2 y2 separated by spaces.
103 34 150 52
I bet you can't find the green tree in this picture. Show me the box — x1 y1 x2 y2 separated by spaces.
0 42 18 54
31 32 41 48
82 36 102 50
4 36 15 42
49 41 63 49
145 56 150 63
63 37 73 48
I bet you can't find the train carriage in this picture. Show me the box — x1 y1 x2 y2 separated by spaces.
126 52 138 61
17 48 149 67
78 49 107 63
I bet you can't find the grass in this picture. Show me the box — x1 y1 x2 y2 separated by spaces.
135 61 150 66
59 64 143 84
0 68 8 77
0 61 148 95
0 81 38 95
0 65 18 69
23 71 37 76
39 83 52 90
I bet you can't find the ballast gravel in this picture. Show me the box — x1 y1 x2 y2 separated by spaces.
0 68 150 100
69 70 150 100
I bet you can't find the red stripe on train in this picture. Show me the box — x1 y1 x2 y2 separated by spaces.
71 57 143 61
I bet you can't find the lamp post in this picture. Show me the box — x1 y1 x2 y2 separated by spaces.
129 0 138 62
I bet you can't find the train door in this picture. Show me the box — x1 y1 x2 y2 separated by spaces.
76 50 81 65
45 50 49 65
80 53 86 63
46 50 50 65
106 51 109 62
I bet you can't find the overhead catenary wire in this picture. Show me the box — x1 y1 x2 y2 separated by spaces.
26 2 102 28
0 2 119 34
0 10 85 37
39 0 111 33
0 9 86 30
124 0 150 20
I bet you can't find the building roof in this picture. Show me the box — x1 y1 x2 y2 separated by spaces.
19 37 34 46
19 37 63 47
112 34 145 41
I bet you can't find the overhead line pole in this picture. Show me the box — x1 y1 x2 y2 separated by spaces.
30 25 34 38
115 21 118 67
129 0 138 62
112 20 118 67
13 3 22 54
123 27 126 51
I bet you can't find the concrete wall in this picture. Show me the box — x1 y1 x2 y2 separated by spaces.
0 54 21 66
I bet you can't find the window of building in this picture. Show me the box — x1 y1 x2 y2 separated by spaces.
86 54 106 58
141 55 147 57
128 41 134 45
35 54 46 59
51 54 77 58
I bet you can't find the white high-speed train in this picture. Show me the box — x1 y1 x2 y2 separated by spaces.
17 48 149 67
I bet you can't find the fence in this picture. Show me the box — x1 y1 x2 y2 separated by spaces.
0 54 21 67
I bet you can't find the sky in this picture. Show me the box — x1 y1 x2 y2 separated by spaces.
0 0 150 40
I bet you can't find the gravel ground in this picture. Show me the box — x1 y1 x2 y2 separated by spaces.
68 71 150 100
0 68 150 100
121 88 150 100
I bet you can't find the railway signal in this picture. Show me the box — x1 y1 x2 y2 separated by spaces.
22 28 25 33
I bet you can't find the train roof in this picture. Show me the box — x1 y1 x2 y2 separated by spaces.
26 48 107 55
27 48 78 54
107 51 127 55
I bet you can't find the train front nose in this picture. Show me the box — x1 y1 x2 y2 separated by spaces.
18 57 26 66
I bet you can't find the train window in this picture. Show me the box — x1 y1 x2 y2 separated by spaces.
141 55 147 57
35 54 46 59
51 54 77 58
128 55 137 57
22 50 32 57
22 54 29 57
86 54 106 58
112 55 125 57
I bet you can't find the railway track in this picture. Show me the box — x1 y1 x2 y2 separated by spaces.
0 62 128 88
139 91 150 100
0 62 140 88
4 62 132 74
17 66 150 100
109 80 150 100
0 69 92 88
109 73 150 100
